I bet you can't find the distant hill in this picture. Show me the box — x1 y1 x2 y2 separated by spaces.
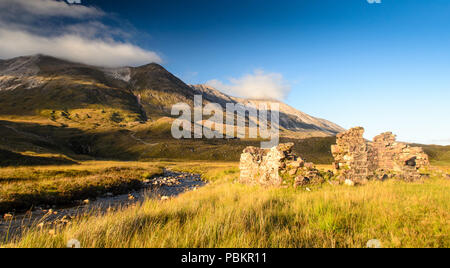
192 84 344 136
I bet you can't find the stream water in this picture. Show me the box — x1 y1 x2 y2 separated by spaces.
0 169 206 242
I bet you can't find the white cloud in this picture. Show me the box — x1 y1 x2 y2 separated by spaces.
0 0 162 67
206 70 291 100
0 29 162 67
0 0 104 18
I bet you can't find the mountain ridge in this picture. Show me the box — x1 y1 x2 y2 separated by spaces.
0 54 344 136
190 84 344 135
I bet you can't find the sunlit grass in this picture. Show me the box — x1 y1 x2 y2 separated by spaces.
0 161 165 213
2 162 448 248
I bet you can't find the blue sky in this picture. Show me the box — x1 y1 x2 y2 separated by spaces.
1 0 449 144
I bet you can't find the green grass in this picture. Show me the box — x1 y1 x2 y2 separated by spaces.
0 149 77 167
420 144 450 166
2 115 450 166
2 162 449 248
0 113 340 164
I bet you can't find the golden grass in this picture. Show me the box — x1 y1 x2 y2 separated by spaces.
2 162 449 248
0 161 166 213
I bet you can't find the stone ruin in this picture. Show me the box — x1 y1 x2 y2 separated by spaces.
239 143 324 187
331 127 429 183
239 127 430 187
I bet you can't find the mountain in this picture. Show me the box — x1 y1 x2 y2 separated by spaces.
0 54 344 163
0 54 344 135
191 84 344 136
0 55 146 123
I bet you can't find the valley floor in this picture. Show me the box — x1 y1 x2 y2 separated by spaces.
0 160 449 248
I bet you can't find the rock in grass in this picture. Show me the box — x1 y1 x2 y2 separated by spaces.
344 179 356 186
378 174 389 181
161 196 170 201
294 176 310 188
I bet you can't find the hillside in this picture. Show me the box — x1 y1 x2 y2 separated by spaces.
192 84 344 136
0 54 347 163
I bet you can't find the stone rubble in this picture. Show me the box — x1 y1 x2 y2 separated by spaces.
239 127 431 187
239 143 322 187
331 127 430 184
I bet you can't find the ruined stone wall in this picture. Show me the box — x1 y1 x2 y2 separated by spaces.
239 143 306 186
372 132 429 171
332 127 429 183
331 127 376 183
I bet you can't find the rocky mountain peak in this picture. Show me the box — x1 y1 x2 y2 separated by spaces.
0 55 345 137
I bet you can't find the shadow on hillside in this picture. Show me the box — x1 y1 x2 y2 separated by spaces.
0 119 149 163
0 149 78 167
0 120 98 161
0 119 341 164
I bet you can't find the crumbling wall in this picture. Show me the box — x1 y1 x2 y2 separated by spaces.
332 127 429 183
373 132 429 171
330 127 376 184
239 143 320 187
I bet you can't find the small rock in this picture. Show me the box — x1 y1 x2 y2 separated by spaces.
304 162 315 169
83 199 90 204
328 180 340 186
294 176 310 188
161 196 170 201
128 194 135 200
305 188 312 192
3 213 13 220
344 179 356 186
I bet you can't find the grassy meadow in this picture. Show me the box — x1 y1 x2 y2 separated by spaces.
0 115 449 248
1 160 449 248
